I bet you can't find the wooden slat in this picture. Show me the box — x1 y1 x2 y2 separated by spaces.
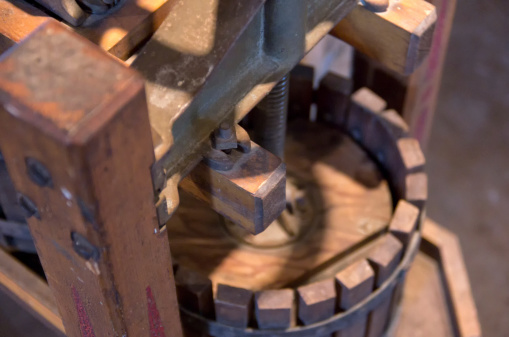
334 259 374 337
255 289 294 329
297 279 336 325
346 87 387 145
332 0 437 75
0 0 54 56
175 267 214 318
0 22 182 337
317 72 353 126
74 0 175 60
214 284 253 328
389 200 420 246
366 234 403 337
289 65 315 120
422 219 482 337
0 248 64 335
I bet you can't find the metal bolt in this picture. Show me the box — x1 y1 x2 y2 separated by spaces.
252 75 289 159
71 232 100 261
26 157 53 188
360 0 389 12
17 193 40 220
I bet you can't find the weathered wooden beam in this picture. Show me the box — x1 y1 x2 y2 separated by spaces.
0 22 182 337
332 0 437 75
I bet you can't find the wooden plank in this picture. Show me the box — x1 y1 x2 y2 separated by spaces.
402 0 457 146
0 0 54 55
214 284 253 328
346 87 387 145
255 289 294 329
74 0 175 60
0 248 64 335
332 0 437 75
422 219 482 337
297 279 336 325
366 234 403 337
316 72 353 126
389 200 420 246
175 267 214 318
334 259 374 337
289 65 315 121
0 22 182 337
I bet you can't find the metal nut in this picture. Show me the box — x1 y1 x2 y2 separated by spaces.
26 157 53 188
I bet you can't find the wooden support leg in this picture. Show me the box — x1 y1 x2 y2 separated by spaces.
0 22 182 337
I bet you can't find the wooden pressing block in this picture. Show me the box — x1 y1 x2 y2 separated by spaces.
214 284 253 328
334 259 375 337
316 72 353 126
289 65 315 121
366 234 403 337
331 0 437 75
180 142 286 235
0 22 182 337
175 267 214 319
297 279 336 326
255 289 294 329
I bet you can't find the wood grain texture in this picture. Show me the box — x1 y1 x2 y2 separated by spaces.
332 0 437 75
168 121 392 291
366 234 403 337
334 259 374 337
0 248 64 335
389 200 420 246
0 22 182 337
180 142 286 235
0 0 54 55
214 284 253 328
255 289 295 329
75 0 176 60
297 279 336 325
421 219 482 337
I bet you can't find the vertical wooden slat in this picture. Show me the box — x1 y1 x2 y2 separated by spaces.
255 289 294 329
214 284 253 328
334 259 374 337
366 234 403 337
0 22 182 337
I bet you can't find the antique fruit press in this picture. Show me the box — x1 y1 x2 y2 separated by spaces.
0 0 481 336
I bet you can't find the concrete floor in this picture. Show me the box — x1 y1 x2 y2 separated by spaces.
426 1 509 336
0 1 507 336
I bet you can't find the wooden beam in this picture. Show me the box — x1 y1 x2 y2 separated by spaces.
0 248 64 335
0 22 182 337
332 0 437 75
0 0 55 55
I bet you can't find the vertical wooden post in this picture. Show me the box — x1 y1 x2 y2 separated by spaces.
0 22 182 337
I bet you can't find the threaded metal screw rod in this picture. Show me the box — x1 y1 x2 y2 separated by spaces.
252 75 289 159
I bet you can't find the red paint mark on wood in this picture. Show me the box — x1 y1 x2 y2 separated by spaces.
147 286 167 337
72 285 97 337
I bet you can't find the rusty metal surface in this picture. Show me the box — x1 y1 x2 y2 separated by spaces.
131 0 357 213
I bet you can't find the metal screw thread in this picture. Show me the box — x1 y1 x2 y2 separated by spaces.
252 75 289 159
